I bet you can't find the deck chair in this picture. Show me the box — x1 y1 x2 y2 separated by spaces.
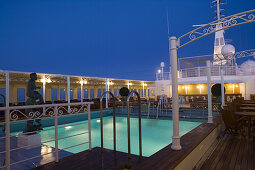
221 110 248 136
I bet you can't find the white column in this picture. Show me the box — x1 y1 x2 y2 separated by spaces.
81 78 83 102
161 67 164 80
207 61 213 123
6 72 9 107
43 75 46 103
105 79 108 108
220 69 225 108
142 83 145 97
170 36 181 150
67 76 71 112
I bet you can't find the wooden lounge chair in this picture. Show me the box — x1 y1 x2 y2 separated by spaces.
221 110 248 136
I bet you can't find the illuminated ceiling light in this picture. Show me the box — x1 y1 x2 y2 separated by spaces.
97 119 100 123
236 85 238 87
197 85 203 89
41 78 51 83
40 79 46 83
80 80 88 84
46 79 52 83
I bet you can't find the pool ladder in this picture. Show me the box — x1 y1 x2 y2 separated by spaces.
100 91 142 160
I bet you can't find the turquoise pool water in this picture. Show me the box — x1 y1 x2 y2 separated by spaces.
13 116 202 157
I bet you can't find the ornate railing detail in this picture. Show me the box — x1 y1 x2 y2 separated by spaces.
178 9 255 48
7 103 91 122
235 49 255 59
10 109 43 121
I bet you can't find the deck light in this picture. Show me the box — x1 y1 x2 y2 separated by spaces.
65 126 72 129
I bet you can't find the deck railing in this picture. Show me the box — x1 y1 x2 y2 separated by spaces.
156 65 255 80
0 102 93 170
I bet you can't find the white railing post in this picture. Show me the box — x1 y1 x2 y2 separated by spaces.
105 79 108 108
5 108 10 170
88 104 92 150
207 61 213 123
6 72 9 107
170 36 182 150
67 76 71 113
54 106 59 162
221 69 225 108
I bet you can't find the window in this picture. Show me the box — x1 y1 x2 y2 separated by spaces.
90 89 94 99
60 88 65 100
0 88 6 103
70 88 73 100
77 88 81 100
98 89 102 98
114 89 117 96
51 88 57 102
84 89 88 98
17 88 25 102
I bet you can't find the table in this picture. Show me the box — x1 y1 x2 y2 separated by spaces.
240 107 255 111
241 104 255 107
235 111 255 137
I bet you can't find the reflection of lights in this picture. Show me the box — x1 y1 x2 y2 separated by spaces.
97 119 100 123
65 126 72 129
41 146 52 155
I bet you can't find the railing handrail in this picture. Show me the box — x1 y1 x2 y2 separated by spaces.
0 102 94 111
100 91 116 154
127 91 142 158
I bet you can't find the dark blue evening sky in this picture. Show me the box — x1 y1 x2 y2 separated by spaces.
0 0 254 81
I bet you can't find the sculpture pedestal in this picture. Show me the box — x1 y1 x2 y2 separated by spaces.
18 133 41 149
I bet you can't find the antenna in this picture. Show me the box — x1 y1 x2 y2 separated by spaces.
166 7 170 37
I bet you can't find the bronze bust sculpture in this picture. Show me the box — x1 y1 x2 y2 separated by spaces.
24 73 44 133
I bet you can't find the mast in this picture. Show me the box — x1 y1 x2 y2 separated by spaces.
212 0 226 65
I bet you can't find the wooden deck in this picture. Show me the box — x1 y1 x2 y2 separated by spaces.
33 147 147 170
197 134 254 170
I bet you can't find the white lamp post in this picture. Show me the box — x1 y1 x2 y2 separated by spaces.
161 62 165 80
207 61 213 123
170 36 182 150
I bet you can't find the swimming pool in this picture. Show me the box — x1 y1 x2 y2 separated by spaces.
12 116 203 157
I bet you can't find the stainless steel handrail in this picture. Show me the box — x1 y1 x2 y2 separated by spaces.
100 91 116 153
127 91 142 158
